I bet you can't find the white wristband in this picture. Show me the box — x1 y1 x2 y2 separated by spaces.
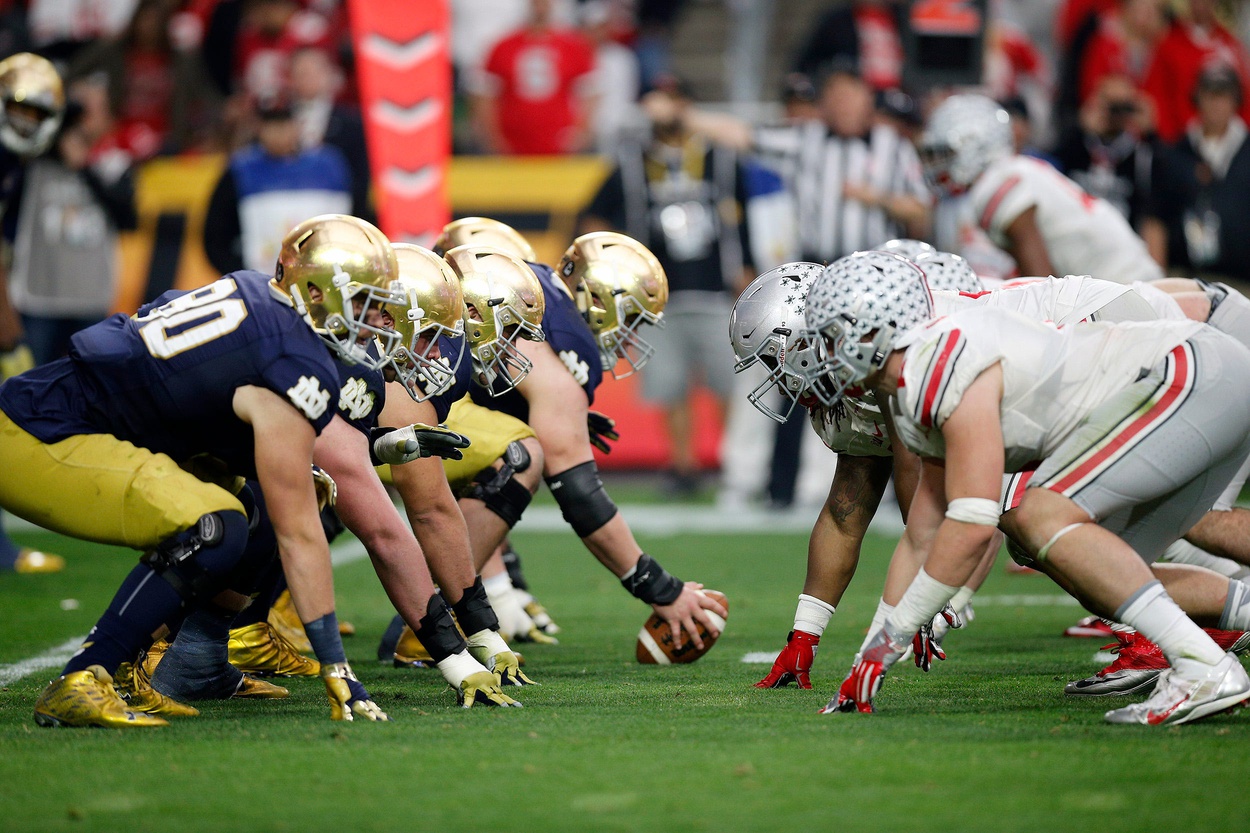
436 649 486 689
794 594 836 637
945 497 1001 526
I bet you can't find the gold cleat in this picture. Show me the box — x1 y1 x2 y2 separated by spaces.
393 624 435 668
233 675 290 699
13 548 65 574
267 590 314 654
34 665 169 728
229 622 320 677
115 647 199 718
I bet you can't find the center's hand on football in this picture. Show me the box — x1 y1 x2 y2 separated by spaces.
372 423 471 464
321 662 389 722
652 583 726 651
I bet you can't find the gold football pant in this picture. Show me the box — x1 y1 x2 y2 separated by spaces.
0 408 245 550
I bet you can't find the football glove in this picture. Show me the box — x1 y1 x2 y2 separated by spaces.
754 630 819 689
587 410 620 455
320 662 389 721
929 602 964 648
466 629 537 686
912 623 947 672
487 581 559 645
458 671 523 708
818 628 909 714
371 424 471 465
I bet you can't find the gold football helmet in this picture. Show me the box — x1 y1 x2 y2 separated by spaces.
0 53 64 158
272 214 401 369
381 243 466 401
560 232 668 377
444 245 545 394
435 217 538 263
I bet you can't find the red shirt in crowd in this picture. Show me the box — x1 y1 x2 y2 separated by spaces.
234 9 334 100
1144 20 1250 143
1078 12 1157 104
854 3 902 92
482 26 597 155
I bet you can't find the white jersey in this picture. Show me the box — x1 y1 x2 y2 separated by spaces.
969 155 1163 285
931 275 1135 325
808 395 892 458
889 307 1202 469
1130 281 1187 320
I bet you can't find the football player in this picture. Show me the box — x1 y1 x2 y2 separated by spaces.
805 251 1250 724
920 94 1163 284
440 221 725 650
0 215 409 727
0 53 66 574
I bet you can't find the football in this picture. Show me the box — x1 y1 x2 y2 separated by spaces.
635 590 729 664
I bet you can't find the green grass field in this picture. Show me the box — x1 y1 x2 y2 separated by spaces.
1 519 1246 833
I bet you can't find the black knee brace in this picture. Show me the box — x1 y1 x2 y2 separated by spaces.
141 512 247 606
464 440 534 528
545 461 618 538
451 577 500 635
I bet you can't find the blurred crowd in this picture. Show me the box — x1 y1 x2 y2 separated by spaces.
2 0 1250 510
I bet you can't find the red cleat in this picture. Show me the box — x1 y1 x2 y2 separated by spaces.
1063 616 1115 639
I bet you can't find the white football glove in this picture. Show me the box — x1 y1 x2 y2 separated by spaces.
371 423 470 465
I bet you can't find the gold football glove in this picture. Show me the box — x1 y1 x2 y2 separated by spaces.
458 670 522 708
466 629 537 686
321 662 389 721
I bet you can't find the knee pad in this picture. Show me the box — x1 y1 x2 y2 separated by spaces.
545 461 618 538
464 441 534 528
141 511 249 606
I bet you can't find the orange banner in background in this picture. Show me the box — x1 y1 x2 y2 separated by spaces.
347 0 451 245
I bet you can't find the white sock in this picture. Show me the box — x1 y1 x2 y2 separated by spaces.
1161 539 1250 581
885 569 959 642
859 598 894 654
949 585 975 612
1116 580 1224 665
482 571 513 596
1108 620 1136 635
1218 579 1250 631
793 594 835 637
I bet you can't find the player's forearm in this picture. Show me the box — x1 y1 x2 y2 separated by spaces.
923 519 998 588
805 455 890 604
403 495 477 603
804 511 863 606
581 512 644 577
277 535 337 623
683 107 754 151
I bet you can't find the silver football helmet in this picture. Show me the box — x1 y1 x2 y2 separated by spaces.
915 250 983 293
918 94 1012 195
804 251 933 403
729 262 827 423
879 239 936 262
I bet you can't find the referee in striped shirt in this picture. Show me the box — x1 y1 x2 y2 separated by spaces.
643 60 930 265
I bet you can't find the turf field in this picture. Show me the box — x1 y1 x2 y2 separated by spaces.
1 516 1246 833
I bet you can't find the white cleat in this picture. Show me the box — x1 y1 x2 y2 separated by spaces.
1103 653 1250 726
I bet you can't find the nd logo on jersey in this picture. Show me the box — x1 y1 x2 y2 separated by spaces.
287 376 332 420
338 377 377 421
559 350 589 386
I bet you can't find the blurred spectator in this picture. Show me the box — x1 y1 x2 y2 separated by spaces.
1143 0 1250 143
26 0 137 63
68 0 222 157
468 0 599 155
792 0 903 93
6 75 137 365
1143 64 1250 279
1055 73 1159 229
580 80 753 498
581 0 639 154
1056 0 1118 48
1077 0 1166 104
876 86 922 143
233 0 333 101
635 0 690 91
288 45 370 220
1001 94 1062 169
780 72 818 123
202 98 354 274
985 14 1051 105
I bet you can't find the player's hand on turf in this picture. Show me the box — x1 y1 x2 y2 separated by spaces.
821 656 885 714
912 623 947 672
458 670 523 708
372 423 471 464
587 411 620 454
466 629 537 686
321 662 389 722
755 630 820 689
653 582 726 652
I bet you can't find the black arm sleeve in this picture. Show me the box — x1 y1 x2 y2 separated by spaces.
202 168 244 275
78 165 137 231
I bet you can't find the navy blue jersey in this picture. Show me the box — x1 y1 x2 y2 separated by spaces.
470 262 602 422
0 271 340 477
332 346 387 435
428 334 473 423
